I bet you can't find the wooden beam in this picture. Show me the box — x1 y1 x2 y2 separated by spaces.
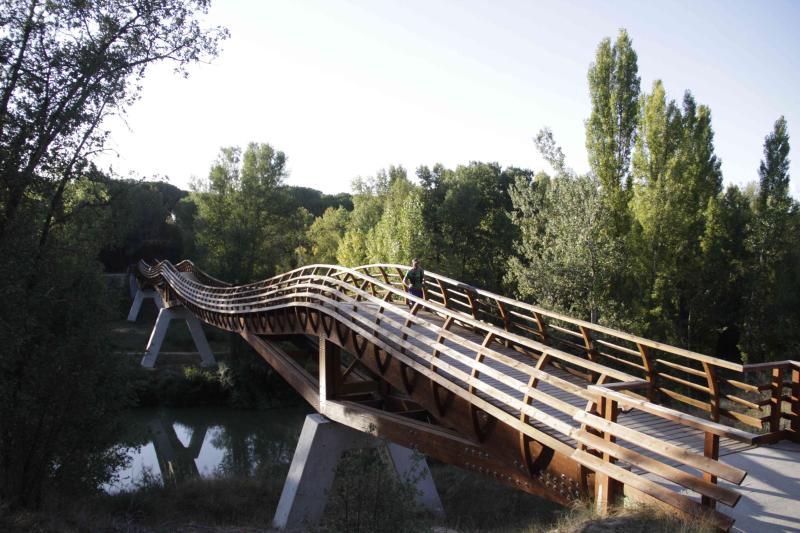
574 450 735 532
572 410 747 485
587 386 758 444
319 337 341 404
791 365 800 443
574 430 740 507
770 367 785 433
701 431 720 509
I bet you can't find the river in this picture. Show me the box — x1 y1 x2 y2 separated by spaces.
106 405 312 493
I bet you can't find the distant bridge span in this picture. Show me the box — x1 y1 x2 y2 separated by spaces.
135 259 800 531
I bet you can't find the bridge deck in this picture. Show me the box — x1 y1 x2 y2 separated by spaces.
137 260 800 531
374 305 755 471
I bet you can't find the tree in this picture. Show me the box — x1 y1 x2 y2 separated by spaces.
696 186 752 361
0 0 227 249
631 86 723 347
336 168 398 266
0 0 227 509
509 130 625 324
304 206 350 264
434 162 522 290
585 29 640 232
366 175 426 265
192 143 310 283
742 117 799 362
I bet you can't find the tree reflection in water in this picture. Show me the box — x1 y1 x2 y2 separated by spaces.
112 407 309 491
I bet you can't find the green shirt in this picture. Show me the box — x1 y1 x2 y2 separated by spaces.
404 267 424 290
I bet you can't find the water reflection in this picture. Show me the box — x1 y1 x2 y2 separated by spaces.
109 406 310 492
148 415 205 485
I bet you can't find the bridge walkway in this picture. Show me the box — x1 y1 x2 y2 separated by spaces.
134 260 800 531
372 304 756 472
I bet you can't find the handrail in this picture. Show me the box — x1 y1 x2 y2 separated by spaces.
354 263 798 435
357 263 745 371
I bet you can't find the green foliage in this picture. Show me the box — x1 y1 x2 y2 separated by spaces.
192 142 312 282
631 86 724 346
99 180 189 270
508 131 626 324
302 206 351 264
286 186 353 217
586 29 641 232
0 0 227 510
0 0 227 244
367 175 426 264
0 186 132 508
741 117 799 362
415 162 523 290
336 168 398 266
321 447 435 533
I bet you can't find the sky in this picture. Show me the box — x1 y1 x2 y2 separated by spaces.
97 0 800 197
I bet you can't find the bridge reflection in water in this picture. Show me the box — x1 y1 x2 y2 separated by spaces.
133 260 800 532
110 408 307 491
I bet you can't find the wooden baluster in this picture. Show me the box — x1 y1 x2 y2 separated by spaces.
701 431 720 509
579 326 598 383
790 365 799 443
702 362 720 423
594 395 620 515
377 266 392 302
770 366 785 434
436 278 449 308
464 289 480 332
636 343 657 403
497 301 511 348
532 312 549 345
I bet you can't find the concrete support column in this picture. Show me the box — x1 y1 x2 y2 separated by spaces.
273 414 444 531
128 287 165 322
141 306 216 368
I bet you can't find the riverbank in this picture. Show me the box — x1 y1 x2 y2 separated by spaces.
1 464 715 533
81 300 715 532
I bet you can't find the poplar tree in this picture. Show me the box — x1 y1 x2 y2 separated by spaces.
631 85 722 347
742 117 798 362
586 29 641 232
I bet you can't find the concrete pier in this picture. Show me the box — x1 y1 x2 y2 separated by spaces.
141 306 216 368
128 285 165 322
273 414 444 531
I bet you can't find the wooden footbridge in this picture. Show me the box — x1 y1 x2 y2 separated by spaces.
135 259 800 531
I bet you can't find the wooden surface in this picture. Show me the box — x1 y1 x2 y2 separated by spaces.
136 259 799 531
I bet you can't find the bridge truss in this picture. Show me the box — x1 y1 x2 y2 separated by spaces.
135 259 800 531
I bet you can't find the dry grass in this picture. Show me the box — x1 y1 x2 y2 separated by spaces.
535 501 716 533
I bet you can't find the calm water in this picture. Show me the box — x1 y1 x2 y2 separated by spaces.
106 406 312 492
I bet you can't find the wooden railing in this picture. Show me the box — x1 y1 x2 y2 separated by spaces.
135 260 777 529
355 264 800 442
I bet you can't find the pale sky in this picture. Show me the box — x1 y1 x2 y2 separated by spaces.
97 0 800 197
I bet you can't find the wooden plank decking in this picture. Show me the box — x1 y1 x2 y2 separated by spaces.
369 304 755 472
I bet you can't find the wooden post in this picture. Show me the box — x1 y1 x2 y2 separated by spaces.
319 338 341 406
790 364 799 443
579 326 598 383
532 312 549 345
594 395 620 515
701 431 720 509
769 367 784 434
637 343 657 403
702 362 720 423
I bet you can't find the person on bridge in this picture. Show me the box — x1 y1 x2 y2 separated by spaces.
403 258 425 301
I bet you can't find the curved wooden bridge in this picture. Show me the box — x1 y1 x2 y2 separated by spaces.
135 259 800 531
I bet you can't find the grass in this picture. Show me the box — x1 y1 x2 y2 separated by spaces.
0 444 718 533
541 501 716 533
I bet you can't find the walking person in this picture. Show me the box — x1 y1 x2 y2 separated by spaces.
403 258 425 302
